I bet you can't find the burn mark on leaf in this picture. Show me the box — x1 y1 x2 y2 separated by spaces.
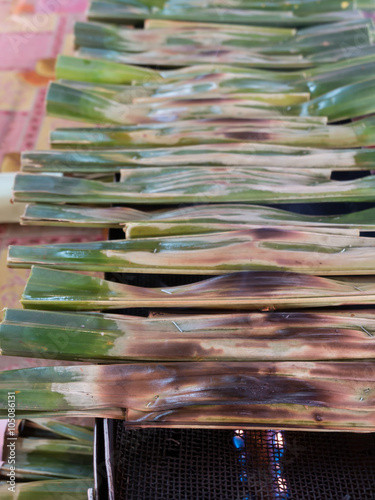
224 131 271 141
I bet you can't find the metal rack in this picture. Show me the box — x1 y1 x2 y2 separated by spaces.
92 421 375 499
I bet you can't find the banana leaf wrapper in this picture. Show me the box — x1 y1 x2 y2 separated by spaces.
123 222 360 238
12 170 375 204
25 418 93 444
98 0 358 15
57 54 375 105
74 57 375 101
49 116 375 148
0 479 91 500
0 361 374 414
47 77 375 124
73 19 372 58
2 308 375 362
0 438 93 480
75 25 374 67
54 51 375 87
47 82 304 124
21 144 375 174
59 79 302 106
8 227 375 275
299 77 375 122
21 204 146 227
74 20 295 54
20 266 375 310
77 45 312 69
88 2 364 28
20 203 375 233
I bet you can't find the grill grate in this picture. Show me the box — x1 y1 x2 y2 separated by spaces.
113 425 375 500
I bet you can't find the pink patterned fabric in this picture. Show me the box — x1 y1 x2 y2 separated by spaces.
0 0 103 370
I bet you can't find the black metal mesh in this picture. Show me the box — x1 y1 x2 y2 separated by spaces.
113 425 375 500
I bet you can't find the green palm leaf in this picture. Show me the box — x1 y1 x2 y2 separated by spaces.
21 266 375 310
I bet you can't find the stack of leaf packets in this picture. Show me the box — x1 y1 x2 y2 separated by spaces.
2 0 375 431
0 419 93 499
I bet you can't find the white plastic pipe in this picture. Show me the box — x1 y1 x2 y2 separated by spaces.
0 173 26 223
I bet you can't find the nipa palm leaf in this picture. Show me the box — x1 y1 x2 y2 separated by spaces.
21 266 375 310
2 308 375 362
